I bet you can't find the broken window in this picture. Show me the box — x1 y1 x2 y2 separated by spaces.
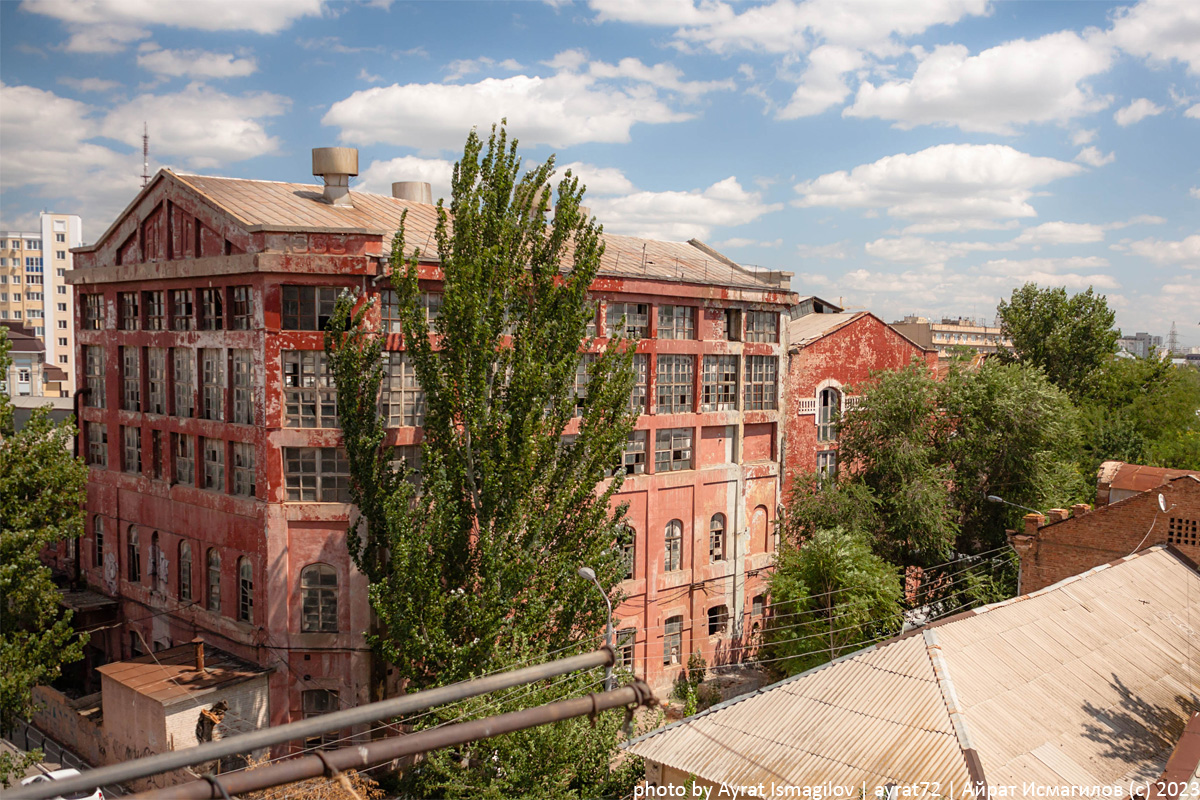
179 541 192 602
202 437 225 492
301 564 339 633
708 604 729 636
702 355 738 412
123 426 141 474
173 433 195 486
663 615 683 666
283 350 338 428
744 310 778 343
229 286 252 330
201 348 225 421
87 421 107 467
744 356 778 411
382 352 424 427
147 348 166 414
655 428 692 472
238 557 253 623
656 355 694 414
143 290 165 330
284 447 351 503
664 519 683 572
605 302 649 338
818 387 841 442
233 442 256 498
172 289 194 331
282 285 339 330
119 292 139 330
199 288 224 330
84 345 105 408
710 513 726 562
657 305 695 340
206 548 220 612
121 346 140 411
231 350 254 424
173 348 194 418
629 353 648 414
82 293 104 330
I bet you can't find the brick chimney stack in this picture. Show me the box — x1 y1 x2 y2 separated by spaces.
1047 508 1069 523
1071 503 1091 517
1024 512 1045 535
192 637 206 673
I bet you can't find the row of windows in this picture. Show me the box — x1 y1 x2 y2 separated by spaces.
82 287 254 332
655 595 768 667
599 303 778 343
91 517 342 632
86 423 255 497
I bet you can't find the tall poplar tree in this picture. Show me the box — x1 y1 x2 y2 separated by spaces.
324 124 640 797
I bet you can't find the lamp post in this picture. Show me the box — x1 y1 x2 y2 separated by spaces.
985 494 1043 516
577 566 614 692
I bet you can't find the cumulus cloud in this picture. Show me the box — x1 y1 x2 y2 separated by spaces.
1112 234 1200 267
778 45 865 118
445 56 523 82
793 143 1083 231
356 155 456 203
1108 0 1200 75
795 241 850 260
558 162 638 196
865 236 1014 266
1191 187 1200 199
1114 97 1166 126
136 44 258 78
713 237 783 248
1072 129 1098 145
1184 103 1200 118
323 52 724 151
588 176 783 240
1013 221 1106 246
845 31 1113 134
57 76 121 93
1075 146 1116 167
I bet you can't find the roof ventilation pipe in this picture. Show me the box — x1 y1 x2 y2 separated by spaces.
391 182 433 203
312 147 358 206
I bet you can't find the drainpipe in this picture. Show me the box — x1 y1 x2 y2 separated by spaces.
71 387 91 590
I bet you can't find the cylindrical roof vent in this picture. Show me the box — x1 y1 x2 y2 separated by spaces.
312 147 358 207
392 181 432 204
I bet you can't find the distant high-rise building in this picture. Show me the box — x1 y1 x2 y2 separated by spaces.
1116 331 1163 359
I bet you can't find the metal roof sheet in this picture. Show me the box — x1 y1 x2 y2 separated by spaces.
97 642 270 707
628 546 1200 797
1097 461 1200 495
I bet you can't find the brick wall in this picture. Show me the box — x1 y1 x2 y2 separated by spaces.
1014 476 1200 593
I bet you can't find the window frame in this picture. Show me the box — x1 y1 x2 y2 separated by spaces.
664 519 683 572
300 563 339 633
655 354 694 414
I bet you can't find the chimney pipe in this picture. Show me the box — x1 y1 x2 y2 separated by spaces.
392 182 433 204
1023 512 1045 536
192 637 206 672
312 147 358 207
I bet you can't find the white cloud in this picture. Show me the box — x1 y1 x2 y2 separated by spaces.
323 54 712 151
1114 97 1166 126
1112 234 1200 267
57 77 121 93
845 31 1113 134
445 57 524 82
1191 187 1200 199
1013 221 1106 246
1185 103 1200 118
1072 128 1097 145
558 162 637 196
586 57 735 97
865 236 1014 266
588 177 783 240
1107 214 1167 229
136 45 257 78
358 68 382 83
795 241 850 259
1075 146 1116 167
793 143 1083 231
100 83 289 168
356 156 456 204
778 44 865 118
714 237 783 249
1108 0 1200 75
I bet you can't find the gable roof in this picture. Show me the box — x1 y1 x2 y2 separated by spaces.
788 310 932 352
627 546 1200 794
1098 460 1200 500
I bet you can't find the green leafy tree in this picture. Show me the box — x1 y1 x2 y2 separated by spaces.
324 124 638 797
0 329 88 785
761 527 902 677
997 283 1119 395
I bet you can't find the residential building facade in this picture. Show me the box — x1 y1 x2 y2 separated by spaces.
890 314 1011 363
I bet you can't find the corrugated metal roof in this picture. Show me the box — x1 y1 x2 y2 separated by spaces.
1098 460 1200 496
97 642 270 707
788 311 866 349
172 172 790 292
628 546 1200 797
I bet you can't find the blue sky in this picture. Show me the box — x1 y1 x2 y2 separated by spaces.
2 0 1197 346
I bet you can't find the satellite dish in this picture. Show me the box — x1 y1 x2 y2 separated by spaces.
1158 493 1167 513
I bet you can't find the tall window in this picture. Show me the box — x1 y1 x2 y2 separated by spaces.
84 346 105 408
621 430 647 475
202 437 225 492
617 628 636 668
173 433 195 485
710 513 726 562
206 548 220 612
605 302 649 338
302 690 341 749
86 421 107 467
708 604 729 635
123 426 141 474
151 430 163 479
621 530 636 581
572 354 595 417
200 349 224 421
744 311 778 343
149 531 161 590
238 557 253 623
119 292 139 330
171 289 194 331
744 356 778 411
629 354 648 413
143 290 165 330
82 294 104 330
231 350 253 424
283 351 337 428
172 349 194 417
663 616 683 665
233 442 256 498
127 526 141 582
282 285 339 330
229 286 252 329
657 305 695 339
381 289 442 333
381 352 424 427
664 519 683 572
179 541 193 602
817 451 838 482
701 355 738 412
655 428 692 472
147 348 166 414
390 445 423 486
284 447 351 502
718 309 742 341
199 288 224 330
818 387 841 442
121 347 140 411
656 355 694 414
301 564 339 632
93 516 104 568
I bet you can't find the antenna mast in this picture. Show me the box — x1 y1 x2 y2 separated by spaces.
1167 321 1179 355
141 122 150 187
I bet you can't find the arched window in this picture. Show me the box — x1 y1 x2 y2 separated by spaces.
238 557 253 623
708 604 729 635
617 525 636 582
206 548 221 613
179 541 193 602
127 525 141 582
709 514 726 562
93 515 104 567
664 520 683 572
300 564 338 633
818 387 841 442
663 615 683 665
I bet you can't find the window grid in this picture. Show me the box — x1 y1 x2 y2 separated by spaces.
617 628 636 668
233 442 256 498
572 354 595 417
302 690 341 749
123 426 141 474
284 447 351 503
301 564 339 633
657 305 695 340
238 558 253 623
284 350 337 428
656 355 694 414
630 354 648 414
84 346 105 408
744 311 778 343
605 302 649 338
202 437 225 492
664 519 683 572
282 286 339 330
121 346 140 411
702 355 738 412
143 291 165 330
118 292 139 330
744 356 778 411
127 527 140 583
87 422 107 467
172 289 194 331
199 288 224 330
621 529 636 581
663 616 683 666
818 387 840 442
390 445 422 486
82 294 104 330
382 352 424 427
230 286 252 329
817 451 838 483
173 349 194 418
232 350 253 424
93 516 104 568
655 427 693 472
1167 517 1198 547
622 430 647 475
147 349 166 414
174 433 195 486
206 548 220 613
201 348 224 421
179 541 193 602
710 513 726 562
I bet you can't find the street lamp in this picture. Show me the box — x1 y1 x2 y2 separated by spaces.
577 566 614 692
985 494 1043 515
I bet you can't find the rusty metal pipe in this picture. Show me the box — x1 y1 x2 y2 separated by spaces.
131 680 655 799
8 647 616 800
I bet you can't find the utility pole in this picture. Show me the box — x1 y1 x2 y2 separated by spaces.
1167 321 1179 356
141 122 150 188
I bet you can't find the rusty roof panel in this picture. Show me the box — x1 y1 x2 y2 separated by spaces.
97 642 270 706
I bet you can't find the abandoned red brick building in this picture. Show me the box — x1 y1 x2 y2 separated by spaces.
55 147 800 735
1009 474 1200 594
